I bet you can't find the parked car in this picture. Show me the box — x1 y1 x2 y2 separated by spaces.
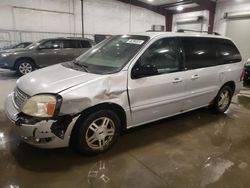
0 37 95 75
244 59 250 82
0 42 32 52
5 32 244 154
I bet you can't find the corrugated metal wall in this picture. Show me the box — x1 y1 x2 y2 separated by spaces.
0 29 94 48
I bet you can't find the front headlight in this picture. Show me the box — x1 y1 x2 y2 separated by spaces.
1 53 10 57
21 95 60 118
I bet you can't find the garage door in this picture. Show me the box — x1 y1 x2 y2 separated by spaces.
176 22 203 32
226 19 250 62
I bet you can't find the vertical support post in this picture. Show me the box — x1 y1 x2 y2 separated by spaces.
208 9 215 33
129 0 132 32
165 13 173 32
80 0 84 38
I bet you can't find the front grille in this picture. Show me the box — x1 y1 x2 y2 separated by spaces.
13 88 29 109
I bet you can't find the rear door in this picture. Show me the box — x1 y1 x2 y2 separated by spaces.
80 40 92 55
128 37 187 125
181 37 219 110
61 39 83 62
61 39 92 62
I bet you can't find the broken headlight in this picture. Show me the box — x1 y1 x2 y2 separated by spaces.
21 94 61 118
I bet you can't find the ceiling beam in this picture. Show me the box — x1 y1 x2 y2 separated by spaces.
160 0 193 9
116 0 171 16
192 0 216 12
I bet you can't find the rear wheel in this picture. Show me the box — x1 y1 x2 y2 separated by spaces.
15 59 35 76
211 85 233 113
71 110 121 155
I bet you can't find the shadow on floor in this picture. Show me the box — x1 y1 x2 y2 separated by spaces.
0 69 19 80
3 107 231 173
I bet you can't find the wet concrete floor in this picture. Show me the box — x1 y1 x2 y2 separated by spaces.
0 69 250 188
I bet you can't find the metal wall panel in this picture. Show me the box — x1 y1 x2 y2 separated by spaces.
226 19 250 62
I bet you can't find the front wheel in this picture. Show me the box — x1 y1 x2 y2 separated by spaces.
211 85 233 113
72 110 121 155
15 59 35 76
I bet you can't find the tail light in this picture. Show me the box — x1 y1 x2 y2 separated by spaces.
240 67 246 81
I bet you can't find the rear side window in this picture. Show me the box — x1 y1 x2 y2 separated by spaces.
63 40 82 48
81 40 91 48
182 37 217 70
216 39 242 65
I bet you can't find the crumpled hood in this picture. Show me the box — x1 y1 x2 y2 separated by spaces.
16 64 102 96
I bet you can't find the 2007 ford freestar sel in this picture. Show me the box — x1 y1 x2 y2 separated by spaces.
5 32 244 154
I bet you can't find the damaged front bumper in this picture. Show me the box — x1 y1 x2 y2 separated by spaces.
4 93 78 148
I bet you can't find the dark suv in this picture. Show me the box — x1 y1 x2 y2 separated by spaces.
244 59 250 82
0 37 95 75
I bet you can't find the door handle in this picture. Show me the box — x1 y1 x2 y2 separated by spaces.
191 74 200 80
172 78 183 83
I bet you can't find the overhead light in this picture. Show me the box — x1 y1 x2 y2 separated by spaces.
177 6 184 11
147 0 154 2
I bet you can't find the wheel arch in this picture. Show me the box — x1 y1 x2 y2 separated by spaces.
77 102 127 130
14 57 37 69
221 81 236 94
69 102 127 147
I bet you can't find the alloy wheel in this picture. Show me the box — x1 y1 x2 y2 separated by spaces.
85 117 116 150
19 62 33 75
218 90 230 110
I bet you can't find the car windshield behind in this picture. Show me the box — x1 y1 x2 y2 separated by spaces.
26 40 45 49
75 35 149 74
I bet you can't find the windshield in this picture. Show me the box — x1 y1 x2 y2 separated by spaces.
75 35 149 74
26 40 45 49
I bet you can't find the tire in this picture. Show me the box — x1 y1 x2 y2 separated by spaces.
211 85 233 113
71 110 121 155
15 59 35 76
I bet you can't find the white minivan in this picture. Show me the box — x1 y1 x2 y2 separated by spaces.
5 32 244 154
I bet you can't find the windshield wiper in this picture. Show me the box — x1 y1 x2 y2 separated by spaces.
73 60 89 72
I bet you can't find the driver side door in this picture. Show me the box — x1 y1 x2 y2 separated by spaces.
128 37 187 126
33 39 62 67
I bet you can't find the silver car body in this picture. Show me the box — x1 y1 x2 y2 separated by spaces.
5 32 244 148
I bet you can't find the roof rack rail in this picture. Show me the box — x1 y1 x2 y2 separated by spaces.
177 29 221 36
146 30 161 32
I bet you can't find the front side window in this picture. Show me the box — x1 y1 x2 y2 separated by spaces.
182 37 217 70
133 37 181 77
75 35 149 74
40 40 61 49
27 40 46 49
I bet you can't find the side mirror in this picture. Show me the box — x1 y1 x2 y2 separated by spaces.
131 64 158 79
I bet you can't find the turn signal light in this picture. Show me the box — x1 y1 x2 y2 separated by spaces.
47 103 56 116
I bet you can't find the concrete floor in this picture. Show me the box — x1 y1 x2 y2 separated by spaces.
0 69 250 188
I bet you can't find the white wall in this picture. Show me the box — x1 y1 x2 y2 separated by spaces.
214 0 250 35
0 0 165 36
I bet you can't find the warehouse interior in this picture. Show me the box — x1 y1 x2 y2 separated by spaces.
0 0 250 187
